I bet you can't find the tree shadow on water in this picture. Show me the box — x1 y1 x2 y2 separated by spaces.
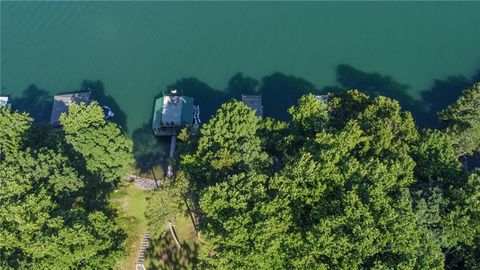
167 77 229 120
324 64 424 117
163 72 317 121
79 80 128 132
225 72 259 99
11 84 53 123
132 123 170 178
324 64 480 128
419 68 480 127
259 72 319 120
10 80 129 130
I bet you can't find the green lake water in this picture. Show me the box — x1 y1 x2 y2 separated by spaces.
1 1 480 171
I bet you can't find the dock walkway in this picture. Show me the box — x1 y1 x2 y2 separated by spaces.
135 232 150 270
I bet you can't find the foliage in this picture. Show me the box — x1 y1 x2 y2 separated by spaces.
442 169 480 264
145 215 199 270
181 100 270 190
146 173 190 240
163 89 480 269
438 83 480 155
288 94 330 139
0 148 124 269
60 101 134 182
0 104 132 269
411 131 480 269
0 107 31 160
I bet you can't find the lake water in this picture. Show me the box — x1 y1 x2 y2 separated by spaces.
1 1 480 171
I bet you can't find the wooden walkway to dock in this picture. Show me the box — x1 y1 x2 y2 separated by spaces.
135 232 150 270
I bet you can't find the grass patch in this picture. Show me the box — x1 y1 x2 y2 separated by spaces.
110 182 149 270
145 215 199 270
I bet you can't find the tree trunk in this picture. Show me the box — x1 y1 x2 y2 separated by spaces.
184 198 199 238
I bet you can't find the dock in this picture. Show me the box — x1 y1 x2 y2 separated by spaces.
241 95 263 118
49 91 91 126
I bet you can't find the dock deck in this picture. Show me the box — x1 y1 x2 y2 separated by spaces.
241 95 263 118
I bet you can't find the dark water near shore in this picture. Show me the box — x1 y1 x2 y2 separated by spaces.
2 1 480 174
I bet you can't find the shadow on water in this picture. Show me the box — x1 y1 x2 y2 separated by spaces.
324 64 480 128
79 80 128 132
9 67 479 177
133 67 480 176
259 72 319 120
166 77 229 120
11 84 53 123
323 64 425 121
9 80 129 131
226 72 259 99
132 122 169 178
165 72 321 121
17 68 445 170
132 77 226 178
420 68 480 126
330 64 417 107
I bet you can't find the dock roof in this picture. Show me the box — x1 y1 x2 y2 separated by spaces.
152 95 194 131
50 92 91 125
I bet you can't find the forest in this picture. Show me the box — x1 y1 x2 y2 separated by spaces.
0 102 133 269
1 82 479 269
148 83 480 269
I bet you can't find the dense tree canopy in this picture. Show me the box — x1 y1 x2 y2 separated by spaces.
0 107 31 160
5 81 476 269
0 103 133 269
181 100 270 191
153 85 480 269
60 102 134 183
438 83 480 156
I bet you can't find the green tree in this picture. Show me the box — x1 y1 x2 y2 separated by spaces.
60 102 134 183
176 92 446 269
162 89 480 269
198 173 273 269
0 107 31 160
181 100 270 190
442 169 480 269
0 106 128 269
289 94 329 132
412 130 463 187
410 129 480 269
266 121 439 269
0 149 124 269
438 82 480 156
146 173 190 239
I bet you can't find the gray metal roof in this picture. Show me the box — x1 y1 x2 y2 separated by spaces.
50 92 91 125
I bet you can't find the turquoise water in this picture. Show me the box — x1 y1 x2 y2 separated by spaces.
2 1 480 132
